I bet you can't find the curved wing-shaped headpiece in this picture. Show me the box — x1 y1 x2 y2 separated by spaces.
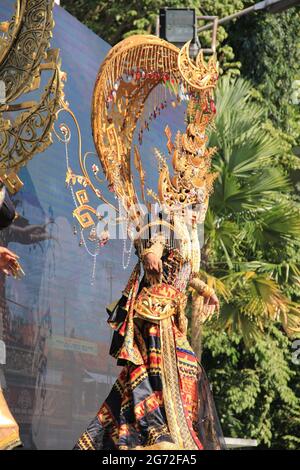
92 34 219 228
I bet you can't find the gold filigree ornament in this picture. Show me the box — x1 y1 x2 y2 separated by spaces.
0 0 66 190
0 1 66 450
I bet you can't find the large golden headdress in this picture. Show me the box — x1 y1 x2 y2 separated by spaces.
65 34 219 240
93 35 218 222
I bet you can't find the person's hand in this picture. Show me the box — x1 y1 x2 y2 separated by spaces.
0 247 19 275
206 291 220 313
143 252 162 284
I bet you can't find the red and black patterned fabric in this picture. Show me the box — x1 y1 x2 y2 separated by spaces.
74 292 225 450
74 247 225 450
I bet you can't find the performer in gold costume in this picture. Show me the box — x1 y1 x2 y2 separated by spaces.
73 35 225 450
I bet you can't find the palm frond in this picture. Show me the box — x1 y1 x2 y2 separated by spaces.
211 168 291 214
214 305 264 348
200 75 300 344
255 203 300 245
198 269 232 302
220 272 300 338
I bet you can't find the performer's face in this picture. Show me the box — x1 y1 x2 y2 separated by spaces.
183 204 199 225
187 200 208 226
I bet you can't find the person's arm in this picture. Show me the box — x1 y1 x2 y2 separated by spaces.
0 180 19 275
139 234 165 285
189 275 220 311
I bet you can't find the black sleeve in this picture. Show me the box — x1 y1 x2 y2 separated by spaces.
0 187 16 230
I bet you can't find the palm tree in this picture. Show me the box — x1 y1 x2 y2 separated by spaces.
194 76 300 347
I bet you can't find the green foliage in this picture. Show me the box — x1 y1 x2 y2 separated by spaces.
205 76 300 343
202 324 300 448
228 8 300 132
227 7 300 181
62 0 201 45
61 0 254 73
201 75 300 448
198 1 256 75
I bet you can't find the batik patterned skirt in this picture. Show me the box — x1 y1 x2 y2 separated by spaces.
74 288 225 451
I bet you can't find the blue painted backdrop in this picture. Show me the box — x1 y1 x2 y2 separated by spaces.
0 1 186 449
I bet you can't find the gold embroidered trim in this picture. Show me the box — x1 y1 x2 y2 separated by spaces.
134 284 186 324
160 317 198 450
